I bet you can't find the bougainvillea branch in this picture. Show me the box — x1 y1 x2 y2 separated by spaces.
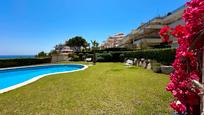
159 26 173 44
159 0 204 114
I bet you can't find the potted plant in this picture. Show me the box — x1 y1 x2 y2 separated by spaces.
151 61 161 73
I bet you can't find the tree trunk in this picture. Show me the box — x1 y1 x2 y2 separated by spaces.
201 47 204 115
93 50 96 65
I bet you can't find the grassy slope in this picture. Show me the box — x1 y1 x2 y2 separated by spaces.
0 63 172 115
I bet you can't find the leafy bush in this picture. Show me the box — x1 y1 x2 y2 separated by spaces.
97 48 132 52
119 54 125 62
36 51 48 58
95 48 176 65
66 48 175 65
85 53 93 58
68 53 92 61
71 55 80 61
151 60 162 73
122 48 176 65
96 53 112 62
78 53 84 61
96 56 105 62
0 58 51 68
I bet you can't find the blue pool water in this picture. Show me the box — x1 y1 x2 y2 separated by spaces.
0 64 85 90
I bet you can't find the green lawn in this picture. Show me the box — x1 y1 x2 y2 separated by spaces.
0 62 172 115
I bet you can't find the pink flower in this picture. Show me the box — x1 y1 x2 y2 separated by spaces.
159 26 173 44
171 25 187 38
166 82 175 91
181 51 193 57
170 101 186 113
190 71 200 81
163 0 204 113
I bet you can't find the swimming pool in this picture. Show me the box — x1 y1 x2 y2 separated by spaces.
0 64 88 93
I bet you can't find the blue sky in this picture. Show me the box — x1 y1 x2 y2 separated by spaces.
0 0 188 55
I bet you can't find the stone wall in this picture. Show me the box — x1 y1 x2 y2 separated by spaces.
51 55 70 63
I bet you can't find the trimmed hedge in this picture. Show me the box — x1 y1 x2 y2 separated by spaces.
123 48 176 65
96 48 176 65
0 58 51 68
96 53 112 62
71 55 80 61
97 48 131 52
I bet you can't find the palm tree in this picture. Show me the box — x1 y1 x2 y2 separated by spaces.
91 40 99 65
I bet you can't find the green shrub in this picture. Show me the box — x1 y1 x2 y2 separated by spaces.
151 60 162 73
94 48 176 65
122 48 176 65
119 54 125 62
96 53 112 62
97 48 131 52
96 56 105 62
71 55 80 61
85 53 93 58
0 58 51 68
78 53 84 61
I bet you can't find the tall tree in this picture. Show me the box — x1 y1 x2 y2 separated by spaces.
36 51 47 58
91 40 99 65
65 36 87 52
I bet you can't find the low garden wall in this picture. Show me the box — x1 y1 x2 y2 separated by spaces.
51 55 69 63
0 58 51 68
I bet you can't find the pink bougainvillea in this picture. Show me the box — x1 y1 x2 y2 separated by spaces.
159 26 173 43
160 0 204 114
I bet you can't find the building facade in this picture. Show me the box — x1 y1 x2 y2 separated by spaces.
120 6 185 49
55 45 74 55
162 6 185 48
132 17 164 49
101 33 126 49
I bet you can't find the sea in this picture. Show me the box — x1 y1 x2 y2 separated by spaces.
0 55 35 59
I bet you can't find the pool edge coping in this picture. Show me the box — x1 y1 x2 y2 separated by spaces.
0 64 88 94
0 63 81 70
